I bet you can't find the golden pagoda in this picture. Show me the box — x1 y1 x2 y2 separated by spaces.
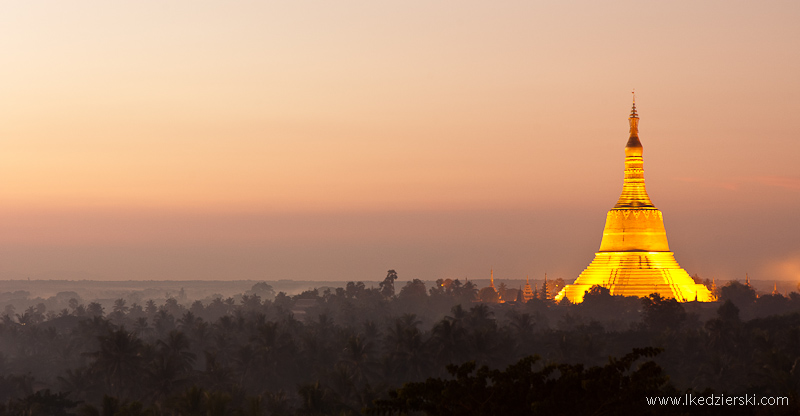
556 97 713 303
479 269 502 303
522 276 535 302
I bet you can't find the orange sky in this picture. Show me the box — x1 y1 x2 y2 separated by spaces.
1 1 799 283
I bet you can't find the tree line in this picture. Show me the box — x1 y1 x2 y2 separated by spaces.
0 272 799 415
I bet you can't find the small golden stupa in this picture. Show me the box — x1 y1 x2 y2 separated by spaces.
522 276 535 302
556 96 713 303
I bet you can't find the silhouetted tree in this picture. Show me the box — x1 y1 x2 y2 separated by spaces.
398 279 427 301
86 302 104 318
641 293 686 331
369 348 677 416
380 270 399 299
3 279 800 413
719 281 757 311
477 287 500 303
86 328 145 399
345 281 366 299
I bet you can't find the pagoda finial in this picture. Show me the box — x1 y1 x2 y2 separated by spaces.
629 91 639 137
490 269 495 288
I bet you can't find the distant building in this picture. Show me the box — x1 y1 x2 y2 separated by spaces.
522 276 535 302
556 97 713 303
539 274 550 300
478 269 502 303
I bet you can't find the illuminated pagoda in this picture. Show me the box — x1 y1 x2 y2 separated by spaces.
522 276 535 302
477 269 502 303
556 97 713 303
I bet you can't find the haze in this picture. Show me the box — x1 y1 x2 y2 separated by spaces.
1 1 799 283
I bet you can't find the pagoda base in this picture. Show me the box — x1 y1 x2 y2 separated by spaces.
556 251 714 303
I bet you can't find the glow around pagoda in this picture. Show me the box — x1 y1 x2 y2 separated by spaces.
555 98 714 303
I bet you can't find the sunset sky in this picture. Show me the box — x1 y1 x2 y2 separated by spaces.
1 1 799 284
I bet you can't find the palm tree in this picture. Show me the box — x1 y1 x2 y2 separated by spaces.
77 315 115 342
112 299 129 315
429 317 467 367
189 320 211 353
508 311 536 351
201 350 235 392
251 321 282 386
87 327 145 399
465 304 495 332
232 343 258 390
110 299 130 325
497 282 509 300
158 330 196 372
132 317 154 341
87 302 104 318
178 311 199 331
459 280 479 302
57 368 95 402
339 334 378 386
15 311 33 326
153 309 176 338
145 299 158 316
385 314 431 382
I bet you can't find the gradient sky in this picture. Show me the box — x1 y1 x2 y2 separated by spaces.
1 1 799 284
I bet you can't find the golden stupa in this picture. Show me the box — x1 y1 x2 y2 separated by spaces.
556 97 713 303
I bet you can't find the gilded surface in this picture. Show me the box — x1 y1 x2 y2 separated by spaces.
556 101 713 303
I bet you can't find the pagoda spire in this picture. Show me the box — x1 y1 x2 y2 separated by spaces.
629 91 639 137
614 93 654 209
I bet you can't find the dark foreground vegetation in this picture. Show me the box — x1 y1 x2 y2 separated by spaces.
1 273 799 415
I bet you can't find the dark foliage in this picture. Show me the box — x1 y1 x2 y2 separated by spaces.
370 348 695 416
0 279 798 415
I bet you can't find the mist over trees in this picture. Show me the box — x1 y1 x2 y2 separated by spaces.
0 274 799 415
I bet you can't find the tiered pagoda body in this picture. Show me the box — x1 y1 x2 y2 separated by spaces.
556 100 713 303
